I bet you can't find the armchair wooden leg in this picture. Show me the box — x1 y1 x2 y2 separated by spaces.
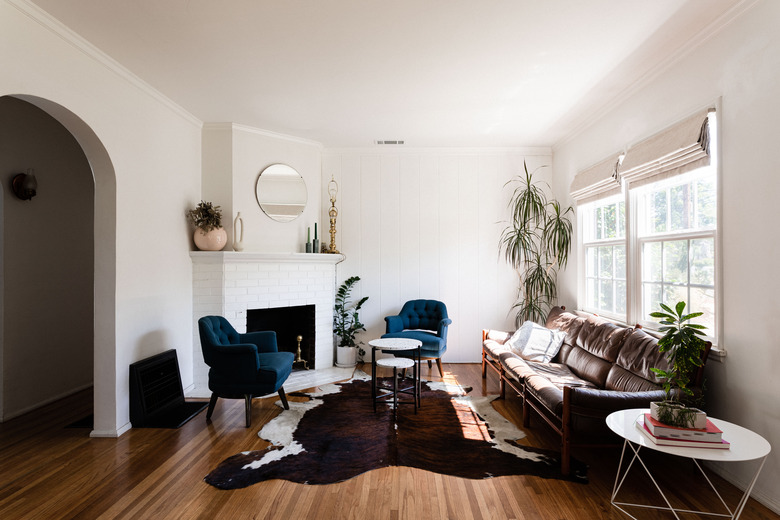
206 393 218 421
435 358 444 378
278 387 289 410
244 394 253 428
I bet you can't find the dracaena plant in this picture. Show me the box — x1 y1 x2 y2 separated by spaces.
650 301 707 402
499 161 573 325
333 276 369 357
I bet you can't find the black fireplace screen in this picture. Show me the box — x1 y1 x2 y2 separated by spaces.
246 305 315 368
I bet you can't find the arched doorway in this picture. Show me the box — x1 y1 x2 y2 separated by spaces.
0 94 116 436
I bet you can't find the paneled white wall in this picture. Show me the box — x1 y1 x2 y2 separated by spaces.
322 148 551 362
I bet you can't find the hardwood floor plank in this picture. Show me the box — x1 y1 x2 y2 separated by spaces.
0 364 777 519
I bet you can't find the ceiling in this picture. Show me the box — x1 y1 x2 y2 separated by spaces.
30 0 744 148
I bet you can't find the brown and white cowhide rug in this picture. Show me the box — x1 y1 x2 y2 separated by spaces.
204 372 587 489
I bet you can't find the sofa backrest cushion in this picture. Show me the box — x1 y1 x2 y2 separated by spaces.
560 316 632 388
544 306 588 364
605 328 670 392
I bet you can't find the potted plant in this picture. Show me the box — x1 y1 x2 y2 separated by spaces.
187 200 227 251
499 161 573 325
333 276 369 367
649 301 708 428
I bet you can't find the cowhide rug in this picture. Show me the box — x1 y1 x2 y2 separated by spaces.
204 372 587 489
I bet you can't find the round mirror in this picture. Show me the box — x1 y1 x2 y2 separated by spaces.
255 164 307 222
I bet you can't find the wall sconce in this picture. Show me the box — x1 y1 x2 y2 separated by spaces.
11 168 38 200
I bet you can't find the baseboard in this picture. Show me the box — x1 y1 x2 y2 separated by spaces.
90 421 131 438
1 382 93 422
706 461 780 514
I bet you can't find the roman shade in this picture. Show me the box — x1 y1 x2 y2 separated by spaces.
619 108 713 188
570 155 623 204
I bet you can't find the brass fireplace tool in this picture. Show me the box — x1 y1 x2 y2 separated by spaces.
294 335 309 370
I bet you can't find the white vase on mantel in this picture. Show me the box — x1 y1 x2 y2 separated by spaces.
233 212 245 251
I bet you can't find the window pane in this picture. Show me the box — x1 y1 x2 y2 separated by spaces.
604 203 617 239
617 201 625 238
643 283 663 321
696 177 717 229
586 247 597 277
595 206 603 240
616 280 627 315
599 246 613 278
690 287 715 333
670 183 693 231
651 190 668 233
663 240 689 284
615 245 626 279
663 285 688 313
643 242 662 282
600 279 614 312
691 238 715 286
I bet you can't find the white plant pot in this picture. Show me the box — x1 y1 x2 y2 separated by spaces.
335 346 357 368
650 401 707 429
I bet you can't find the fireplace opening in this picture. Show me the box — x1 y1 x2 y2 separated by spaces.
246 305 315 370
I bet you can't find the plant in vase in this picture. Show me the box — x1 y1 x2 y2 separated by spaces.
333 276 369 366
649 301 708 428
187 200 227 251
499 161 573 325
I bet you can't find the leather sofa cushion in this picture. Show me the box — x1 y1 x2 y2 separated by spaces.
613 328 671 383
544 307 587 348
576 318 631 363
524 372 597 417
483 338 513 363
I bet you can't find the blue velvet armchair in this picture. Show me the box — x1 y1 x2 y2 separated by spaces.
198 316 294 427
381 300 452 377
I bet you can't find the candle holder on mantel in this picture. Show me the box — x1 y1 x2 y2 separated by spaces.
325 176 340 253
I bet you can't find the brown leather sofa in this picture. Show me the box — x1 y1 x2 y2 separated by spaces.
482 306 711 475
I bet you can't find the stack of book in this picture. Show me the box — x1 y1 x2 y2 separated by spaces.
635 413 730 449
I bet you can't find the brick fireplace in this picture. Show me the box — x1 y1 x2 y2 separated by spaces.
190 252 343 397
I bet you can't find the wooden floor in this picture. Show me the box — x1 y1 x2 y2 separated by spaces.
1 363 777 520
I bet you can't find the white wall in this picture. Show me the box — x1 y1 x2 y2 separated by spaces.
552 0 780 510
0 96 93 419
322 149 550 362
202 124 323 254
0 0 201 435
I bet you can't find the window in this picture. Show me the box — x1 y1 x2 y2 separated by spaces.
636 170 716 332
581 196 626 319
575 109 718 344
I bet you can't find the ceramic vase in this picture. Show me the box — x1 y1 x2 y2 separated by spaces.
193 227 227 251
233 212 244 251
335 346 357 368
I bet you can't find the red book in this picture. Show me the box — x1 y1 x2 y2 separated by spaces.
636 416 730 449
644 413 723 442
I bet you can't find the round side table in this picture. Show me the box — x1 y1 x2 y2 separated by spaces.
368 338 422 413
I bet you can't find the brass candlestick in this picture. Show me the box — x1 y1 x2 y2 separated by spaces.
326 177 339 253
294 335 309 370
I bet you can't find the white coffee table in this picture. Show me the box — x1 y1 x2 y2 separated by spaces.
606 408 771 520
368 338 422 412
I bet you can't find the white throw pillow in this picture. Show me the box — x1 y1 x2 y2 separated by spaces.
506 321 565 363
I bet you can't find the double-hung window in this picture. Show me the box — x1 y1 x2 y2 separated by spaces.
573 108 719 346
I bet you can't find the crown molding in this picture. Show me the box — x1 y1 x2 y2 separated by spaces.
553 0 760 151
6 0 202 128
225 123 324 148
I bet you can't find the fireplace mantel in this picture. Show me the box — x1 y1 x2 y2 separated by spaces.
190 251 345 265
189 251 343 397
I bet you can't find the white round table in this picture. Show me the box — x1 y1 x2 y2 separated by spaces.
368 338 422 413
606 408 771 519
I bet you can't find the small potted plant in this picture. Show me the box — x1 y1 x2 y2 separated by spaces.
649 301 708 428
187 200 227 251
333 276 369 367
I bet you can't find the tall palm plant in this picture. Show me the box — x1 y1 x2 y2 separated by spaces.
500 162 573 325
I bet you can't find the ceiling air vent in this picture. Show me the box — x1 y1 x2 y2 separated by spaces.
375 140 405 145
